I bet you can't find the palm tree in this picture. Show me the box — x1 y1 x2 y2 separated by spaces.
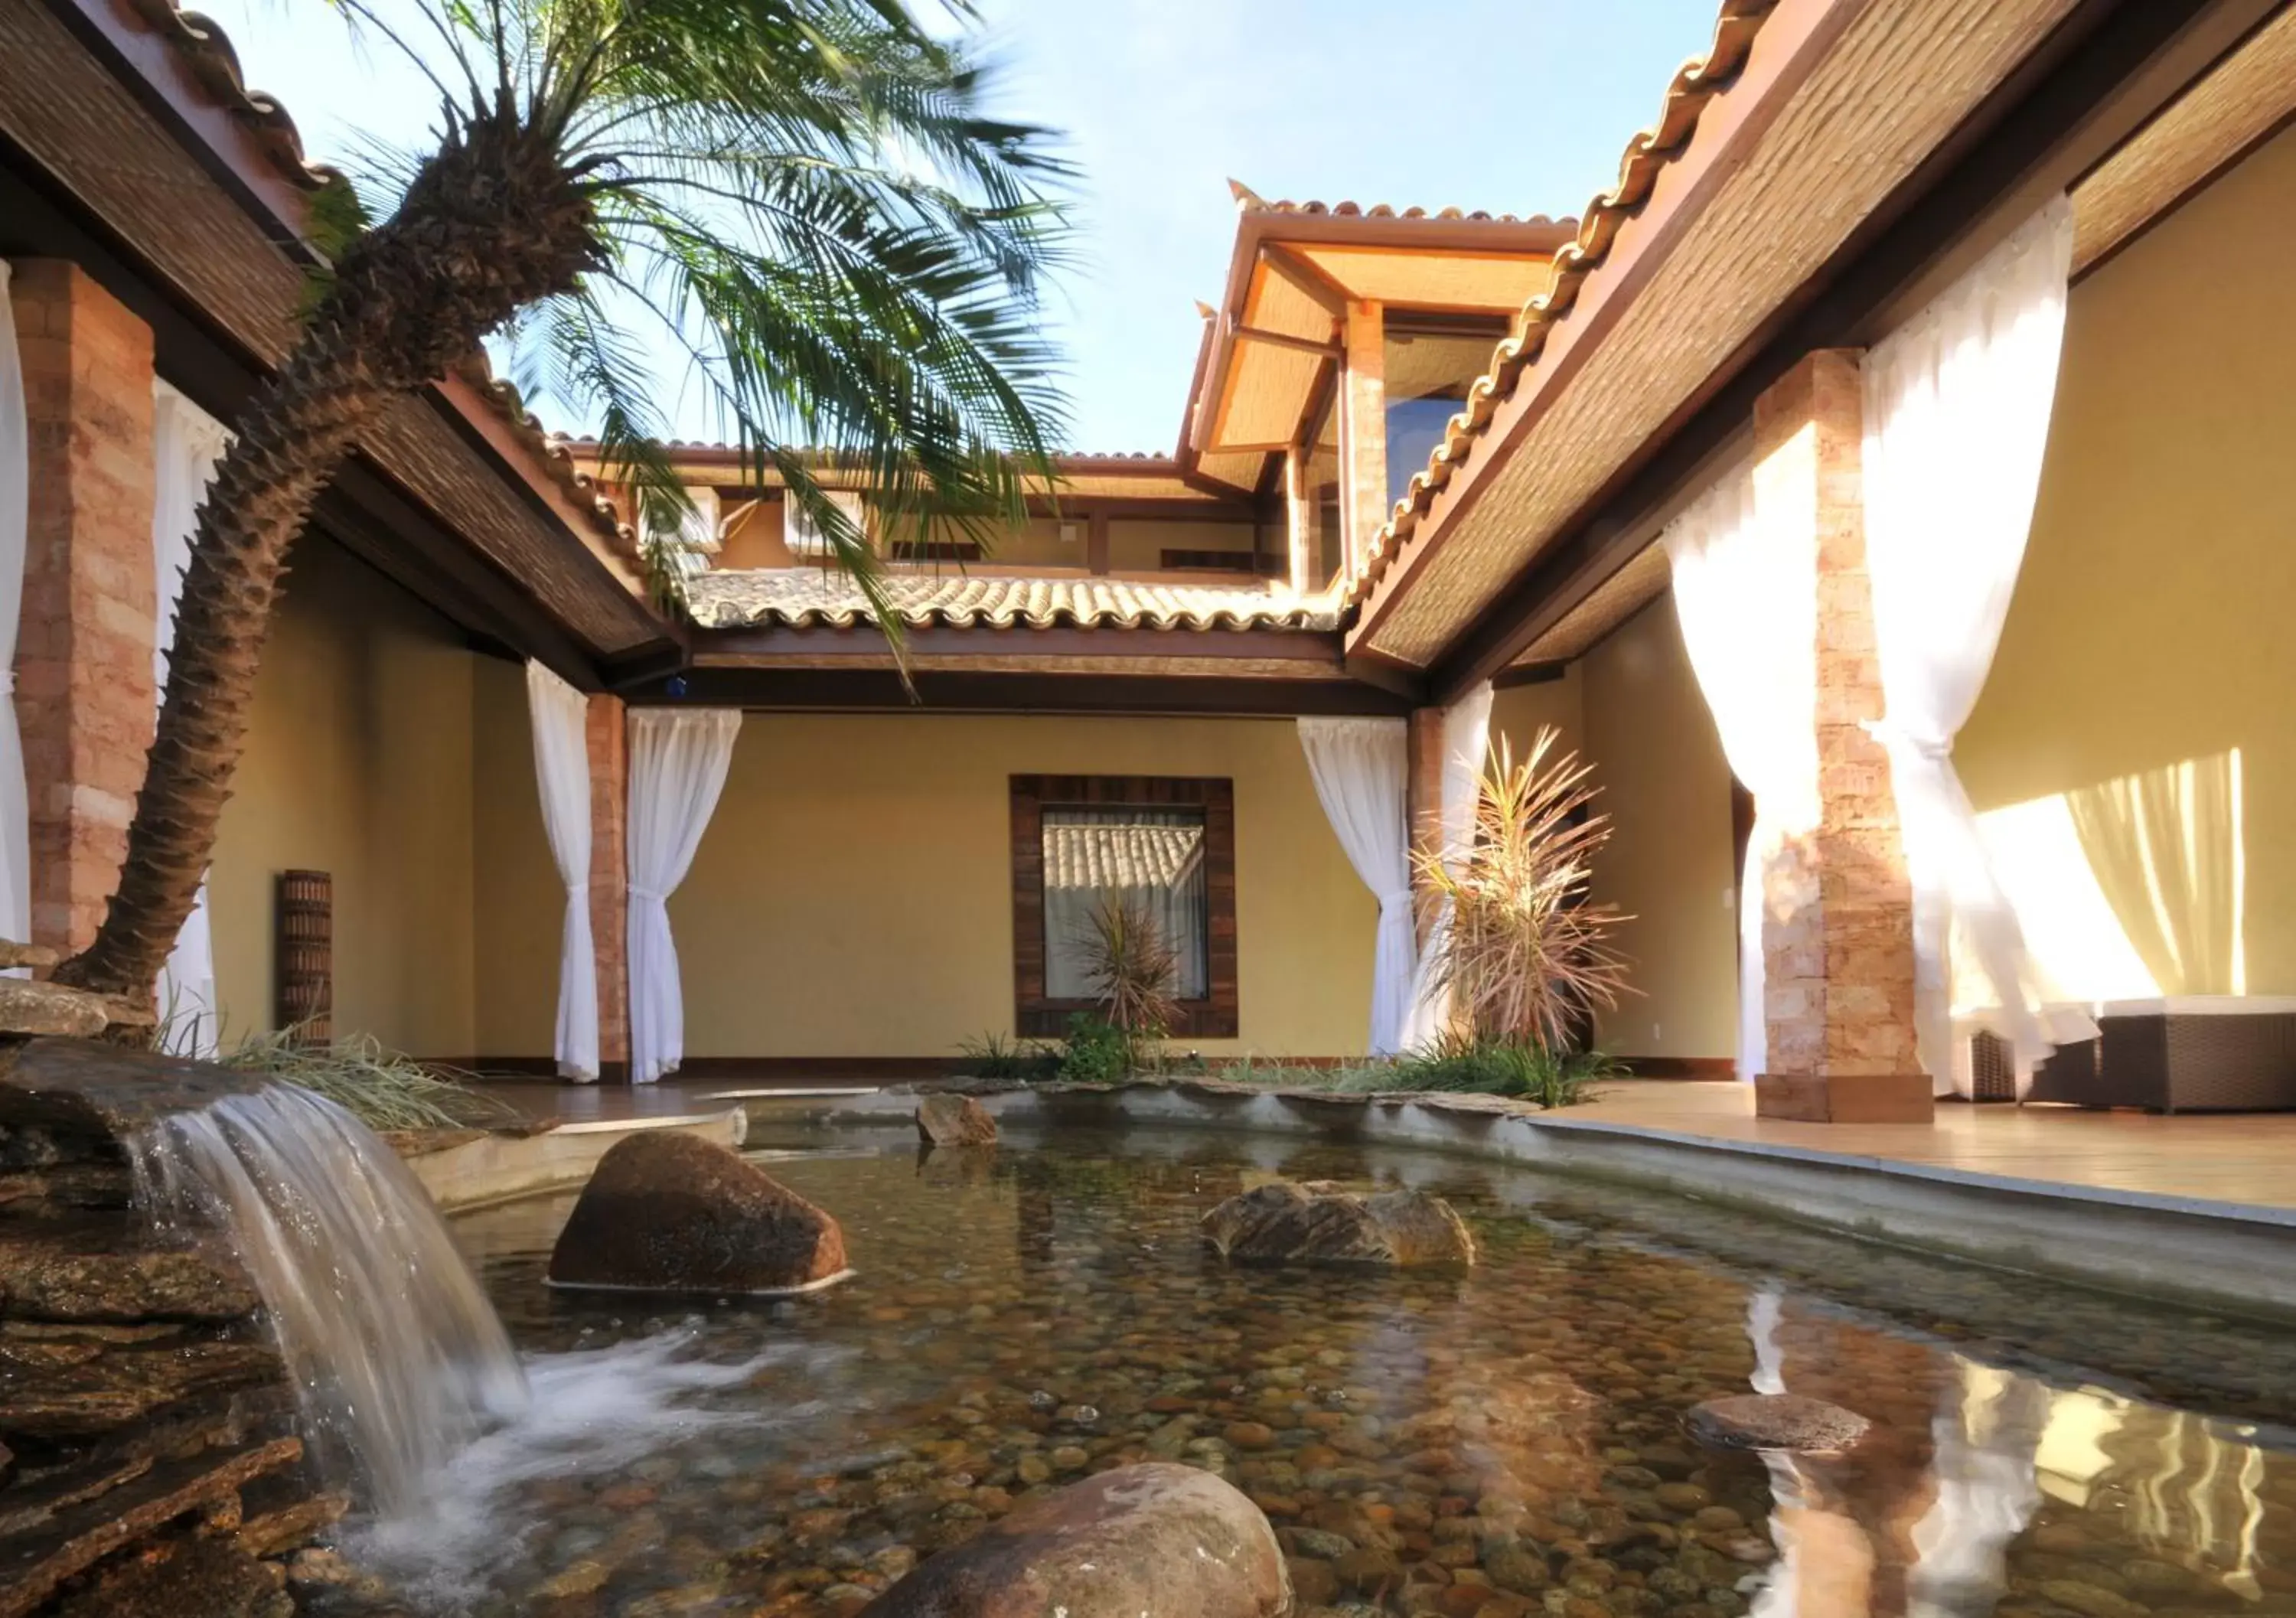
54 0 1067 1000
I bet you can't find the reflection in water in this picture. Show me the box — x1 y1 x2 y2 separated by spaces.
1906 1363 2047 1616
421 1136 2296 1618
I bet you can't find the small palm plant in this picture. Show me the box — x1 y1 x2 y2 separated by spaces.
57 0 1067 1005
1077 894 1180 1068
1418 727 1633 1052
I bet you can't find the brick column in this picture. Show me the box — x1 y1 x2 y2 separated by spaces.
1405 707 1446 949
585 694 630 1080
1751 350 1928 1124
9 262 158 955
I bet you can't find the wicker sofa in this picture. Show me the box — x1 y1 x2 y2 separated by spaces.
2021 997 2296 1112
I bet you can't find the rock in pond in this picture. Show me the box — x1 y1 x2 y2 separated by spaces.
1202 1180 1477 1267
546 1130 852 1296
915 1094 998 1148
0 1039 269 1147
1687 1393 1871 1454
859 1462 1289 1618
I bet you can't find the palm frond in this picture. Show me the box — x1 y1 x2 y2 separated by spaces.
327 0 1071 648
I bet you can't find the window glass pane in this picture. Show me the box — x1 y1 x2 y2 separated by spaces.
1384 396 1458 508
1041 807 1210 1001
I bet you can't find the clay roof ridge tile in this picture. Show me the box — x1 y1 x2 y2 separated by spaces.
122 0 340 193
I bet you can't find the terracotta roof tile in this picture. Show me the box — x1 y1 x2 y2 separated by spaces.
1226 180 1567 229
1344 0 1776 608
686 571 1340 632
119 0 339 191
113 2 641 559
1044 822 1205 891
450 356 640 558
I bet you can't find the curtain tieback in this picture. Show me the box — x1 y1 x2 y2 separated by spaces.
1377 887 1414 917
0 670 12 697
628 882 669 903
1860 719 1954 763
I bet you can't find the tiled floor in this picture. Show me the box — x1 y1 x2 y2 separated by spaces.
1558 1081 2296 1212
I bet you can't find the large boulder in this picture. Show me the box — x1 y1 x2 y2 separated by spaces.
915 1094 998 1148
546 1130 850 1296
1687 1394 1871 1454
859 1463 1289 1618
1202 1180 1477 1267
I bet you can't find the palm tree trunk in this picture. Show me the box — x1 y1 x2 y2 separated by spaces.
51 319 388 1000
55 113 600 1003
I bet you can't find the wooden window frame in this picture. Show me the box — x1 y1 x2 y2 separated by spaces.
1010 775 1238 1039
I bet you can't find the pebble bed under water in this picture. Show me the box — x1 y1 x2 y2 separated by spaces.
368 1130 2296 1618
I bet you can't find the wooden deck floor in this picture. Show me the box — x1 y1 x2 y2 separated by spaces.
1559 1081 2296 1213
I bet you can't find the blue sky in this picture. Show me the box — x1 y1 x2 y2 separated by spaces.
202 1 1722 452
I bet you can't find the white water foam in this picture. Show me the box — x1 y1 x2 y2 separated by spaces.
347 1329 827 1607
129 1084 530 1514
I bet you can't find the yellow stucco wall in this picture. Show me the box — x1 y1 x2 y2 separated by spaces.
470 654 565 1059
672 713 1377 1059
1512 599 1738 1060
1959 125 2296 1001
1491 666 1584 766
208 536 478 1056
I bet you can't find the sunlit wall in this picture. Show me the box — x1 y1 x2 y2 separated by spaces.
1958 125 2296 1004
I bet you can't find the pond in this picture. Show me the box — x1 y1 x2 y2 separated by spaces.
355 1127 2296 1617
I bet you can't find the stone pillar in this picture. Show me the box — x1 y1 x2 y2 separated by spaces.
585 694 630 1080
1751 350 1928 1124
1283 443 1316 595
1405 707 1446 949
1338 299 1386 579
8 262 158 956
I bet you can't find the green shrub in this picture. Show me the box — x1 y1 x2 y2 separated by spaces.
1056 1013 1135 1085
1326 1032 1618 1107
217 1028 520 1132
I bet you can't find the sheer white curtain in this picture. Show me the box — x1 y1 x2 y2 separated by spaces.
0 265 29 960
1666 464 1820 1081
1298 716 1414 1055
1398 683 1495 1052
1863 194 2092 1091
628 707 741 1084
525 661 598 1081
151 383 230 1052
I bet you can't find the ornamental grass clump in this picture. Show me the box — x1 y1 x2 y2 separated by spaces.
1325 1033 1624 1106
1054 893 1182 1077
218 1028 521 1133
1419 728 1633 1053
1080 894 1179 1049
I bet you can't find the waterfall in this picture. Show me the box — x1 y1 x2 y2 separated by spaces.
129 1084 530 1514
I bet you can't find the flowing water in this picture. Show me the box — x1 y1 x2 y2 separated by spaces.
128 1085 530 1514
359 1129 2296 1618
132 1107 2296 1616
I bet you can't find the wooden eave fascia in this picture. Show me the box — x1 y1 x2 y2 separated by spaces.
46 0 325 259
432 371 650 598
689 621 1350 668
617 664 1415 717
1392 0 2277 703
1348 0 1851 661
